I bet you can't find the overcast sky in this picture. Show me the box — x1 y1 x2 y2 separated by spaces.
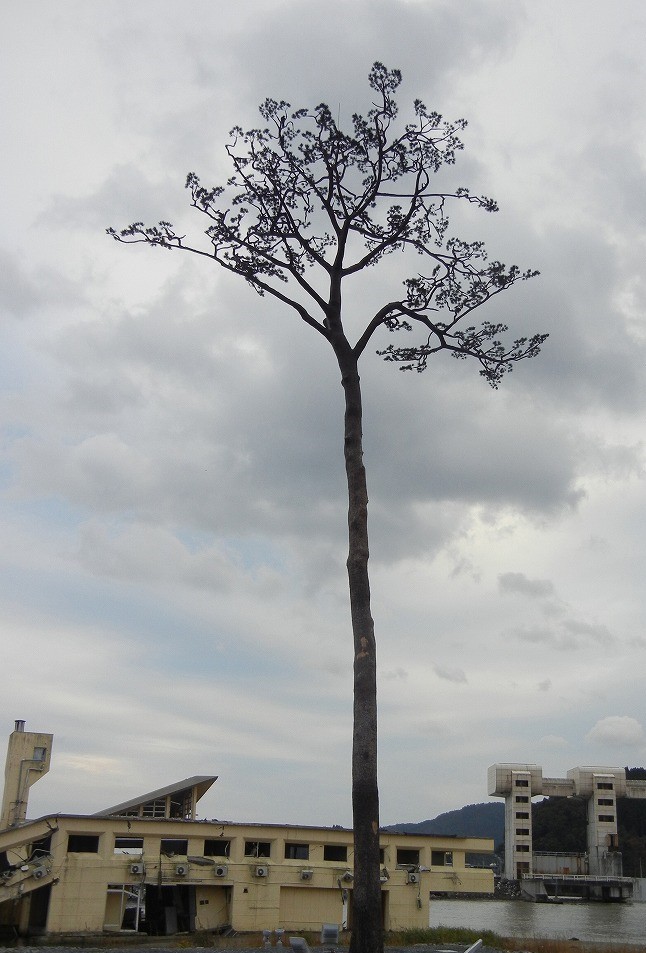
2 0 646 829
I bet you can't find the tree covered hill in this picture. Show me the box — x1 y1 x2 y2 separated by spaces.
386 802 505 846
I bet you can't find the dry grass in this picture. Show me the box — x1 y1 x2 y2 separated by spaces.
387 927 646 953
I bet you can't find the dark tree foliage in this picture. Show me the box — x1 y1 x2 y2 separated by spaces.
618 767 646 876
532 797 587 853
108 64 546 953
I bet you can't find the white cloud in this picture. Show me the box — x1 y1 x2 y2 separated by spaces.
585 716 645 747
538 735 569 749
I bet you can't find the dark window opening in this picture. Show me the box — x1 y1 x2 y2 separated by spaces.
598 798 614 806
515 795 529 803
516 844 530 852
169 792 193 819
323 844 347 862
204 838 230 857
285 843 309 860
67 834 99 853
244 841 271 858
160 839 188 857
396 848 420 866
516 828 530 836
599 815 615 823
597 782 614 790
30 835 52 860
379 848 385 863
515 779 529 787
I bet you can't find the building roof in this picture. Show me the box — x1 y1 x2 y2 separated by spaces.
92 776 217 817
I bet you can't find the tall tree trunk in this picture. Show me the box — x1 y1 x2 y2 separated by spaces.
339 353 383 953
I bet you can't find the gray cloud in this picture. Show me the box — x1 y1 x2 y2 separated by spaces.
499 572 555 598
510 626 579 651
433 665 467 684
4 0 646 825
563 619 613 646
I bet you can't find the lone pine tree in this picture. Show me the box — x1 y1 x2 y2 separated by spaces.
109 63 546 953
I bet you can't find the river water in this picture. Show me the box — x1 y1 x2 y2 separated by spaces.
429 899 646 945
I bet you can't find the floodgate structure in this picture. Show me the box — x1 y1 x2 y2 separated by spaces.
489 762 646 901
0 722 494 938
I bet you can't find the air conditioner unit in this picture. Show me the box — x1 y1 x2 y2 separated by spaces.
130 862 145 875
33 866 48 880
300 869 313 881
407 871 420 884
175 864 188 876
215 864 228 878
255 865 268 878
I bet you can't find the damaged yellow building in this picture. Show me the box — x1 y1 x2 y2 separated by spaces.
0 721 494 937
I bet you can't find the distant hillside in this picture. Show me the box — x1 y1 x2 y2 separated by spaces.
386 802 504 846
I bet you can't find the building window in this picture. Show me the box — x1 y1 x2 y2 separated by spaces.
245 841 271 858
142 798 167 818
515 795 529 803
598 798 614 806
114 837 144 856
516 828 530 836
32 747 46 761
169 792 193 819
105 884 144 932
431 850 453 867
515 779 529 787
516 844 530 852
516 812 529 820
323 844 347 862
67 834 99 853
160 839 188 856
396 848 420 866
599 815 615 823
379 848 385 863
204 838 231 857
285 843 309 860
597 782 613 790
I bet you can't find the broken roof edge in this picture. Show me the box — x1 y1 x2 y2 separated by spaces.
92 775 218 817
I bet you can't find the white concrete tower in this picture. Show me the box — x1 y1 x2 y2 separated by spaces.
488 763 542 879
1 719 53 829
566 766 625 875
